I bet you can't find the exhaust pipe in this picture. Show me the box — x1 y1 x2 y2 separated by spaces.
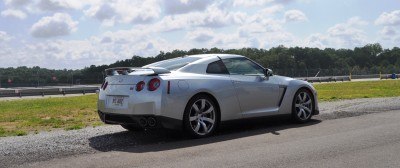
139 118 148 127
147 117 157 127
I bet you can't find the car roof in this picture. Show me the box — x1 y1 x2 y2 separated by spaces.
186 54 245 59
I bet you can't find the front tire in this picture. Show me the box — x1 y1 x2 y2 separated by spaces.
292 88 314 123
183 94 219 138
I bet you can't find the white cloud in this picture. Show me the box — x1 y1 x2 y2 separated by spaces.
305 33 329 48
241 5 283 25
193 5 233 27
100 36 112 43
233 0 274 7
186 29 215 42
326 17 368 47
259 5 284 16
1 9 27 19
238 19 283 37
238 6 286 38
30 13 78 38
84 0 161 25
85 4 116 21
232 0 296 7
380 26 396 37
35 0 96 11
284 10 308 22
5 28 186 69
37 0 75 11
155 5 246 32
347 16 368 26
163 0 213 14
0 31 13 42
375 10 400 26
4 0 30 7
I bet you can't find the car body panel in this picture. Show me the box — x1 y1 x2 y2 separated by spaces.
97 54 319 129
229 74 280 117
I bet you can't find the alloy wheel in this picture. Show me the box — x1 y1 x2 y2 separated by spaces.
294 91 313 121
189 99 216 136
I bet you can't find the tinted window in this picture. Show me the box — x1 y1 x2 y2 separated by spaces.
143 57 201 70
206 60 229 74
222 57 264 75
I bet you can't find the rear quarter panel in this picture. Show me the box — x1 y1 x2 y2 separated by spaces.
160 73 242 121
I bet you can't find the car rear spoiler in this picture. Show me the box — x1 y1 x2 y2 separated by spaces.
105 67 170 76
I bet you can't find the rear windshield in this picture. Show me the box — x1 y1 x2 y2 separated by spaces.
143 57 201 70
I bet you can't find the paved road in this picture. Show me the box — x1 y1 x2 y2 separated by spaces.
1 97 400 168
19 110 400 168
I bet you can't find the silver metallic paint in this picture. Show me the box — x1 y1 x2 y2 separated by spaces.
98 54 319 125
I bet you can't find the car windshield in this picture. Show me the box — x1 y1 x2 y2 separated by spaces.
143 56 201 70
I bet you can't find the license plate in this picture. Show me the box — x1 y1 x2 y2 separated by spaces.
107 96 127 109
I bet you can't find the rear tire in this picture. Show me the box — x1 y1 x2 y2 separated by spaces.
120 124 144 132
292 88 314 123
183 94 219 138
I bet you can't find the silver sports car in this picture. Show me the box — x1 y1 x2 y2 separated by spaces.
97 54 319 138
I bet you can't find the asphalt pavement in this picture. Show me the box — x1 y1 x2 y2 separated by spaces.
1 97 400 168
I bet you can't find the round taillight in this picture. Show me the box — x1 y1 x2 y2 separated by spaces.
136 81 145 91
148 78 160 91
103 81 108 90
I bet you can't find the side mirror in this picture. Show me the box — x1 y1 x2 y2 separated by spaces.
265 68 273 77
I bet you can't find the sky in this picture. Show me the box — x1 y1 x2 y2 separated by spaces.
0 0 399 69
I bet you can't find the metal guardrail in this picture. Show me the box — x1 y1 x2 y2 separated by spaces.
296 76 351 83
380 74 400 79
297 73 399 83
0 86 99 97
351 74 380 79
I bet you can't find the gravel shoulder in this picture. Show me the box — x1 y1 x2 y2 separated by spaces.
1 97 400 167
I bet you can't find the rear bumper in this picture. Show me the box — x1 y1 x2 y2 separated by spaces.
98 110 182 130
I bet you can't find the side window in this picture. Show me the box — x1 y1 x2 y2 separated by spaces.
206 60 229 74
222 58 264 75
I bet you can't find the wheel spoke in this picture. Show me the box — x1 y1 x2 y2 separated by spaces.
203 106 214 114
192 103 200 113
297 94 302 102
303 99 311 105
297 109 303 117
303 106 311 113
201 117 214 124
302 93 307 102
200 121 208 133
194 122 200 132
295 103 301 107
201 99 206 111
302 110 307 119
190 116 198 121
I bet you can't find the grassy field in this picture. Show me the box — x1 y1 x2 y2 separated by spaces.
0 94 101 137
0 79 400 137
314 80 400 101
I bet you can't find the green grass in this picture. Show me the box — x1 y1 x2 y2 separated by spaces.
0 80 399 137
314 80 400 101
0 94 101 137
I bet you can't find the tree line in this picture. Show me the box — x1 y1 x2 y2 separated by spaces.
1 43 399 87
